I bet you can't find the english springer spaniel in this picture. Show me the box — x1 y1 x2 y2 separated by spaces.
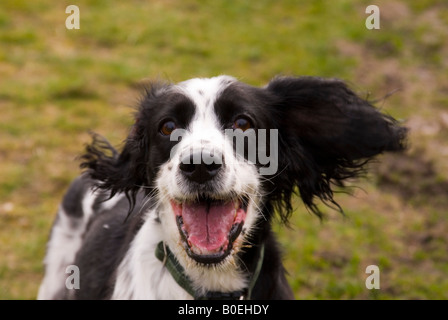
38 75 407 300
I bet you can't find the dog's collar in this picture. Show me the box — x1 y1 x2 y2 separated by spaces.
155 241 264 300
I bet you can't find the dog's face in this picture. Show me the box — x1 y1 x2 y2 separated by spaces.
82 75 407 270
151 76 275 266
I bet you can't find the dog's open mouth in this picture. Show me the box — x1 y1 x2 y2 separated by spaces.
171 195 248 264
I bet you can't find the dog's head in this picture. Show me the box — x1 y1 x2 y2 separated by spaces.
82 75 407 268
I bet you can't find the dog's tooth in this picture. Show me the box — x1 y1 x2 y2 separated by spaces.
233 202 238 218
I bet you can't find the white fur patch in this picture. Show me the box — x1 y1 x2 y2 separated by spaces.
153 76 264 295
38 189 121 299
112 209 191 300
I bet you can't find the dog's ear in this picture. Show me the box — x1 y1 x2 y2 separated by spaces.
80 121 149 212
265 76 407 220
80 82 170 212
79 84 167 212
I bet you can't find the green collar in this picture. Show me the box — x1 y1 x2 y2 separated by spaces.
155 241 264 300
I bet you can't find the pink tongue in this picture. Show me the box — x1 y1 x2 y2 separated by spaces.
182 201 236 252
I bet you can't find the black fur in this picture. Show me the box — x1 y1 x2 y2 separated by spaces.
264 76 407 219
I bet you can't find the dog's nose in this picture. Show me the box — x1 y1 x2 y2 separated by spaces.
179 152 223 184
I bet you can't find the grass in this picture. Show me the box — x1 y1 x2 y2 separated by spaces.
0 0 447 299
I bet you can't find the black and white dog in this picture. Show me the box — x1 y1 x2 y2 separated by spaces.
38 75 406 300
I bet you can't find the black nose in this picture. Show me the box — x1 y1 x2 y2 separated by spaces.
179 152 223 184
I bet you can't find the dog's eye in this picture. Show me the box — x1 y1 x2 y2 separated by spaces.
160 120 177 136
233 117 252 131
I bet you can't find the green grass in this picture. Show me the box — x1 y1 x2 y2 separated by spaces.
0 0 447 299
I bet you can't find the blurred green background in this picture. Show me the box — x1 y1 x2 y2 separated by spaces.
1 0 447 299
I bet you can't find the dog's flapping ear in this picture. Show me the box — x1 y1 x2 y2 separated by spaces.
80 124 149 213
265 76 407 220
80 82 172 212
79 86 165 213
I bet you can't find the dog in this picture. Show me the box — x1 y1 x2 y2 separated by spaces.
38 75 407 299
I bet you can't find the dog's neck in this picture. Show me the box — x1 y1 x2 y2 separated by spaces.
155 241 265 300
111 208 265 299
